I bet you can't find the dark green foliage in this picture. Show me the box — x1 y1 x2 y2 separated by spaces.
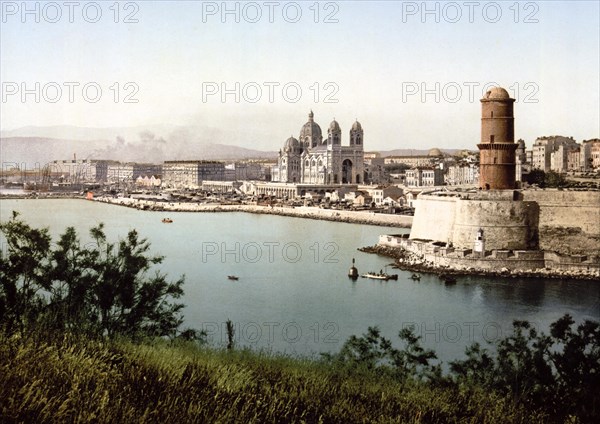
525 169 546 186
525 169 568 188
384 163 411 173
0 211 52 333
326 317 599 422
327 326 441 383
449 316 599 423
544 170 568 187
0 213 187 340
226 319 235 350
0 331 546 423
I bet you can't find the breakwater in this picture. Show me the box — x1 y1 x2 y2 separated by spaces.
93 196 413 228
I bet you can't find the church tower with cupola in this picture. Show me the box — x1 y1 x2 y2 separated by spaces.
349 120 364 149
328 119 341 146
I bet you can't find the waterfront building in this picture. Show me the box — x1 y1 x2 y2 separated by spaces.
272 111 365 184
162 161 225 189
133 163 162 180
106 162 134 182
135 175 161 187
405 167 444 187
248 182 358 199
201 180 243 193
531 135 577 172
383 148 443 167
364 156 386 184
446 162 479 185
361 185 404 206
585 139 600 169
49 159 99 183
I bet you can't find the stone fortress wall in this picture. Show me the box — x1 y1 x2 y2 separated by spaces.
410 191 540 251
410 189 598 252
522 190 600 235
451 197 539 250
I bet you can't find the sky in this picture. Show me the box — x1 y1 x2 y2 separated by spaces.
1 0 599 152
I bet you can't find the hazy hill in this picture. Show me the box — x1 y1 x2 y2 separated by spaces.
1 125 278 164
377 148 465 157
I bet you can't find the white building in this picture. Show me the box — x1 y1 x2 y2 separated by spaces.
272 111 365 185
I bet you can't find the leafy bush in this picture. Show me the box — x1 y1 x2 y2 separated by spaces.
0 211 192 340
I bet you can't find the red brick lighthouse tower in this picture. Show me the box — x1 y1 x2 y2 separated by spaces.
478 87 517 190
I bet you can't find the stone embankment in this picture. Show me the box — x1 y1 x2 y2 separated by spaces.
360 245 600 281
93 196 413 228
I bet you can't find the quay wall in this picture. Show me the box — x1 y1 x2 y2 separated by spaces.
379 235 599 278
93 197 414 227
521 190 600 235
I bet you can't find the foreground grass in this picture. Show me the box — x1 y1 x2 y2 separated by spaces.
0 332 548 423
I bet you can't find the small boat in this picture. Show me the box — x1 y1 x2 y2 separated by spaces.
162 218 173 223
362 272 398 281
227 275 239 281
410 273 421 281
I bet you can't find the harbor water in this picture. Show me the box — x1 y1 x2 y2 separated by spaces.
1 198 598 363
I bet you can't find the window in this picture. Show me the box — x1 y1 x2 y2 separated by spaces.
490 135 495 143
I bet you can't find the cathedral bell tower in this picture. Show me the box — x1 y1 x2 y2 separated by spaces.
328 119 341 146
349 120 363 150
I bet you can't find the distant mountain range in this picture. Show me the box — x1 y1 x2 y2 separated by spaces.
377 149 466 157
0 125 469 166
1 125 278 165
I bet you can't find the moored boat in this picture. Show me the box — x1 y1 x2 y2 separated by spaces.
362 272 398 281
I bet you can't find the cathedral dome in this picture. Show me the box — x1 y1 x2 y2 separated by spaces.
284 136 301 152
484 87 510 100
299 110 322 146
329 119 341 132
428 147 443 157
351 120 363 131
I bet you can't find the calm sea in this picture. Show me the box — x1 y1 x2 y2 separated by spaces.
1 199 598 363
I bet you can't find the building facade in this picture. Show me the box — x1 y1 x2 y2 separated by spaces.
272 111 365 184
532 136 577 171
162 161 225 188
405 167 444 187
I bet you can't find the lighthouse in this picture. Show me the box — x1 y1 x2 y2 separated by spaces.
474 228 485 258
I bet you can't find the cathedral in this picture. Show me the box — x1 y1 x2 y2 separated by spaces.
272 111 365 184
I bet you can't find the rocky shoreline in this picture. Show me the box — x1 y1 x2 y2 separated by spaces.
359 245 600 281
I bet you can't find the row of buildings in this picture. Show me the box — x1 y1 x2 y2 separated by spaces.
46 159 270 188
529 136 600 173
40 108 599 191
